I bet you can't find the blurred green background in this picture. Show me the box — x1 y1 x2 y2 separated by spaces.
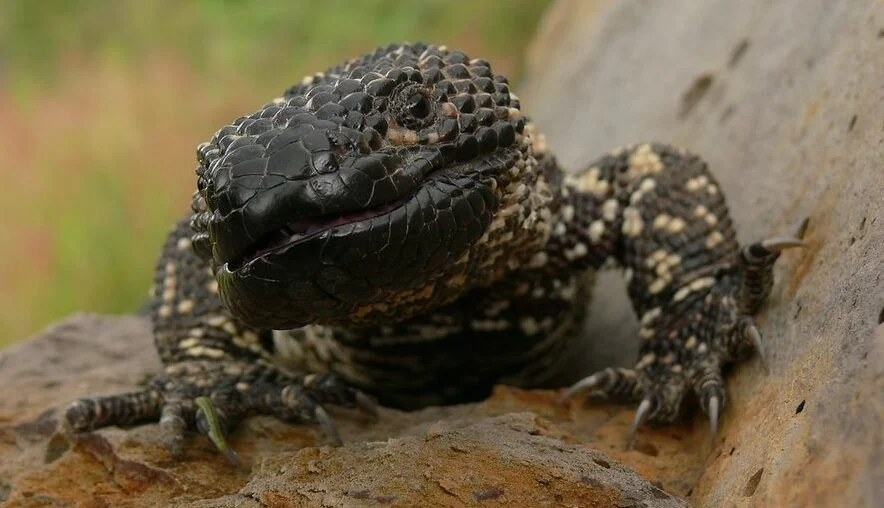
0 0 553 345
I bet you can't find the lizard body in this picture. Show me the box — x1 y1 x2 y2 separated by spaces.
64 43 802 455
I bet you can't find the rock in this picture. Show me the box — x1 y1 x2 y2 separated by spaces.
0 314 687 507
523 0 884 505
2 0 883 505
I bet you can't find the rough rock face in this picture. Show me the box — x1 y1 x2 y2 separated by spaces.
1 0 882 506
1 315 688 507
523 0 884 505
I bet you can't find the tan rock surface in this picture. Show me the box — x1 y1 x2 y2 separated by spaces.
1 315 688 507
1 0 883 506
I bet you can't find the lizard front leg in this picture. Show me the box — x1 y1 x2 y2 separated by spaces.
63 218 376 462
551 143 803 443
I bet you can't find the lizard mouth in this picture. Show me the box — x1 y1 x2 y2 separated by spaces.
227 194 412 272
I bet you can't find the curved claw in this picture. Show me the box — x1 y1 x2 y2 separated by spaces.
707 395 720 438
558 374 601 404
313 405 343 447
626 398 654 450
759 237 807 252
745 324 769 374
194 396 240 466
355 391 380 420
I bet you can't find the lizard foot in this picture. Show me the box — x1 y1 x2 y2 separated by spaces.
561 234 804 448
63 361 378 463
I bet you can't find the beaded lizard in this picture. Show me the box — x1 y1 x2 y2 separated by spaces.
63 43 804 459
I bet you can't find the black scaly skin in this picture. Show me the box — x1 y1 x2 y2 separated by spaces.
63 43 803 455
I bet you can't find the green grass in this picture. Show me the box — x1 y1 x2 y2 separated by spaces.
0 0 553 345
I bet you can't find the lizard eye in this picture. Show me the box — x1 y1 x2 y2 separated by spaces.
394 85 436 129
405 92 432 119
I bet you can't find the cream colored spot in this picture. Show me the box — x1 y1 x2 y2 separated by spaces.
706 231 725 249
176 237 192 251
653 214 672 229
223 322 238 335
602 199 619 222
207 280 219 294
707 184 719 195
520 317 540 335
685 336 698 349
176 299 195 314
529 252 549 268
158 305 172 318
640 307 662 326
622 207 644 237
649 278 667 294
588 220 606 243
646 249 668 267
686 175 709 192
179 337 200 349
640 178 657 193
561 204 575 222
187 346 225 359
673 286 691 302
704 213 718 226
690 277 716 291
628 144 664 175
206 315 227 327
162 288 176 303
694 205 708 217
636 353 656 368
698 343 709 354
564 243 588 260
666 217 686 234
567 167 610 196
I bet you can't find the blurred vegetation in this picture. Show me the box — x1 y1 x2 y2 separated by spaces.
0 0 553 345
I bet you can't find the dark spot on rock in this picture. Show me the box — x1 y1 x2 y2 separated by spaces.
878 28 884 38
743 468 764 496
848 115 858 131
651 483 671 499
634 441 659 457
347 490 371 499
537 477 550 485
720 104 735 124
473 487 504 501
0 477 10 502
728 39 750 68
579 476 604 488
878 305 884 325
594 458 611 469
794 300 803 319
859 216 866 231
687 487 694 497
795 400 806 414
679 74 714 119
730 447 736 456
375 495 397 504
848 237 856 246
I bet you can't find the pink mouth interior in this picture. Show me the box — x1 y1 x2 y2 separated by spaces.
239 194 412 267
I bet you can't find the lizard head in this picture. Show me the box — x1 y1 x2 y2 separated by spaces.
190 43 553 329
